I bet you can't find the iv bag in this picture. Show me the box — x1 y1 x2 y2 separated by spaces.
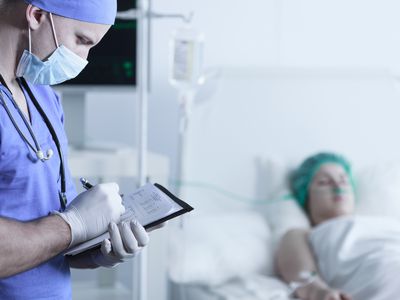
169 26 204 90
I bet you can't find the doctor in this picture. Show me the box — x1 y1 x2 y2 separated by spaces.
0 0 152 299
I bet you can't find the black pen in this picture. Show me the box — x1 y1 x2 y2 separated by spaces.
80 177 93 190
80 177 125 199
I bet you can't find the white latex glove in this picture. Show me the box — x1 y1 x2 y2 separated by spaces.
92 220 149 268
54 183 125 247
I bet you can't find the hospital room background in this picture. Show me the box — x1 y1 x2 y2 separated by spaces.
57 0 400 299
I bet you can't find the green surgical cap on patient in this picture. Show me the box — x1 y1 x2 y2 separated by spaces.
290 152 355 209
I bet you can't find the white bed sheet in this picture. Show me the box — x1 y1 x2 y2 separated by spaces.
310 215 400 300
171 274 299 300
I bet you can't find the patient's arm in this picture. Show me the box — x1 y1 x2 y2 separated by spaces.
276 229 352 300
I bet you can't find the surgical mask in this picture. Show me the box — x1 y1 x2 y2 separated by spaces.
16 13 88 85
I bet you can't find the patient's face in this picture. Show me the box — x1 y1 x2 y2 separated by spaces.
307 163 355 225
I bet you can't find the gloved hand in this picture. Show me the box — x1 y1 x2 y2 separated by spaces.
91 219 149 268
54 183 125 247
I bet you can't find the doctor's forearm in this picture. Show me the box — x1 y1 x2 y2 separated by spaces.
0 215 71 278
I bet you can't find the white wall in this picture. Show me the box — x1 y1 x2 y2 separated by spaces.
76 0 400 179
59 1 400 186
279 0 400 69
154 0 400 69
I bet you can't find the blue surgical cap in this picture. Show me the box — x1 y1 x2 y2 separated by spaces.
290 152 355 209
24 0 117 25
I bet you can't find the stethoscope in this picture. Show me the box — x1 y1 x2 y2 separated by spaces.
0 77 67 211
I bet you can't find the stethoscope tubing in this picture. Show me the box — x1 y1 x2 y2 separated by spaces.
0 79 67 210
0 89 41 156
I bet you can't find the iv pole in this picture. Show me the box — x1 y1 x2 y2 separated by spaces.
135 1 149 300
121 2 193 300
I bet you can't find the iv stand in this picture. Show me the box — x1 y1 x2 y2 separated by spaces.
134 1 149 300
126 2 193 300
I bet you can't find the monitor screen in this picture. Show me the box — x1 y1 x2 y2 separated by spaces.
66 0 137 86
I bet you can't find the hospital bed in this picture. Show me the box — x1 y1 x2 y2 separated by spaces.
167 67 400 300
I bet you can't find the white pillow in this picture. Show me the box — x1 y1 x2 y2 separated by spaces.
261 197 311 256
258 157 311 249
168 211 273 286
260 157 400 231
258 156 296 202
355 162 400 219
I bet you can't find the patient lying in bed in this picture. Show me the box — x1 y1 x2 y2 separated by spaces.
276 153 400 300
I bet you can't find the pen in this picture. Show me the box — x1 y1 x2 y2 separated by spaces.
80 177 93 190
80 177 125 199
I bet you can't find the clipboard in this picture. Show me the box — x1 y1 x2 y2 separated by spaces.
65 183 193 256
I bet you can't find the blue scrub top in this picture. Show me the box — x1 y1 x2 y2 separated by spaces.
0 79 77 299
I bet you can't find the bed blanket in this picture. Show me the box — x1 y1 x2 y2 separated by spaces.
309 215 400 300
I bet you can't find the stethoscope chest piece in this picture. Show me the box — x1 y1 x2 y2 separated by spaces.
36 148 54 161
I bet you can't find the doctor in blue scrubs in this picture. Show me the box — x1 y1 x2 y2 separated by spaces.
0 0 151 299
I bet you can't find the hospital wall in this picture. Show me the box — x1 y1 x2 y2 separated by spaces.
83 0 400 177
62 0 400 298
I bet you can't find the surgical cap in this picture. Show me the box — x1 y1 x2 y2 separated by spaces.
290 152 355 209
24 0 117 25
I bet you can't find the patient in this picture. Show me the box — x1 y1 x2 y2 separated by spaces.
276 153 400 300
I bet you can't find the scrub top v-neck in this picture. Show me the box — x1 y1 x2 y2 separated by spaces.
0 76 77 299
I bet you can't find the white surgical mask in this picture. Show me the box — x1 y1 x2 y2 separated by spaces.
16 13 88 85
